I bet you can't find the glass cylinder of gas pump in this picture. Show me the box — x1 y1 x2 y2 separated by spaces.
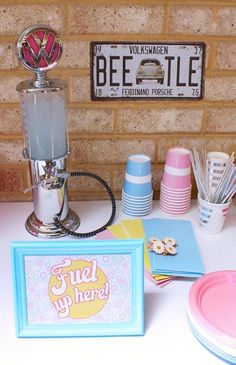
16 79 69 161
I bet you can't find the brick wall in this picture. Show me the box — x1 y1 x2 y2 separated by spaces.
0 0 235 201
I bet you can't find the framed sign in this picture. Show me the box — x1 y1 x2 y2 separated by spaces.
11 239 144 337
91 42 205 100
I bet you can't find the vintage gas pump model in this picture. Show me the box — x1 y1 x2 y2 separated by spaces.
16 25 116 238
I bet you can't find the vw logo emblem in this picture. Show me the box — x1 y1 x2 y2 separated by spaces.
16 25 63 72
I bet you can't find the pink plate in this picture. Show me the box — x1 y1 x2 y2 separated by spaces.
189 271 236 347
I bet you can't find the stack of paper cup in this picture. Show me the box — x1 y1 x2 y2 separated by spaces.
160 147 192 215
122 154 153 216
207 151 230 198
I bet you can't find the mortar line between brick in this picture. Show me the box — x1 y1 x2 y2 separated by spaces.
0 135 23 141
163 4 170 34
63 0 236 4
208 40 217 71
63 1 70 35
0 0 61 4
201 107 209 133
67 101 236 108
113 109 119 135
2 101 235 109
69 132 236 140
47 34 236 42
206 70 236 77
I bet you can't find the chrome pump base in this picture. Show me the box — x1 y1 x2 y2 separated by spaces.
25 208 80 238
26 157 80 238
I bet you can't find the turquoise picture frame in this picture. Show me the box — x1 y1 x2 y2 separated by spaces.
11 239 144 338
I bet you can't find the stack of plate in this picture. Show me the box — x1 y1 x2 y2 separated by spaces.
187 271 236 364
122 189 153 216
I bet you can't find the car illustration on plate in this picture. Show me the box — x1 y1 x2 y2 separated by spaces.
136 59 164 84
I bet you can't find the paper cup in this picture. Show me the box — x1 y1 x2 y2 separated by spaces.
160 196 190 206
160 192 191 202
165 147 191 168
122 205 152 216
207 151 230 166
126 154 151 176
162 171 191 189
123 179 152 197
122 200 152 209
207 152 230 197
122 189 153 200
122 198 153 207
123 154 152 197
162 147 191 189
161 182 192 193
160 203 190 215
198 195 231 235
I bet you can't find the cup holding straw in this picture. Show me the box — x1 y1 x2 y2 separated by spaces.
191 148 235 234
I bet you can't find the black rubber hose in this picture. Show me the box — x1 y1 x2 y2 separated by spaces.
53 171 116 238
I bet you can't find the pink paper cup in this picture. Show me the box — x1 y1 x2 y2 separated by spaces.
165 147 191 169
160 197 190 208
162 170 191 189
161 181 192 192
160 202 190 215
160 191 191 202
162 147 192 188
160 206 190 215
160 195 190 206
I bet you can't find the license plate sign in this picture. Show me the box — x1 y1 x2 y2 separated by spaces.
91 42 205 100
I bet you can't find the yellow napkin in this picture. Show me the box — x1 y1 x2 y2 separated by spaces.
107 223 128 239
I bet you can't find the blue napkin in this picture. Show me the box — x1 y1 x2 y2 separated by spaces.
142 218 205 278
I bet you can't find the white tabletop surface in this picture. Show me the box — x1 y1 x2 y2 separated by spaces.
0 200 236 365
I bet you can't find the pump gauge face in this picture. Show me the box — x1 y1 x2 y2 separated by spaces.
16 24 63 73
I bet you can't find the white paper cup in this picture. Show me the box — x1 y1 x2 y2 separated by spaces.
207 152 230 196
207 151 229 165
198 195 231 235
